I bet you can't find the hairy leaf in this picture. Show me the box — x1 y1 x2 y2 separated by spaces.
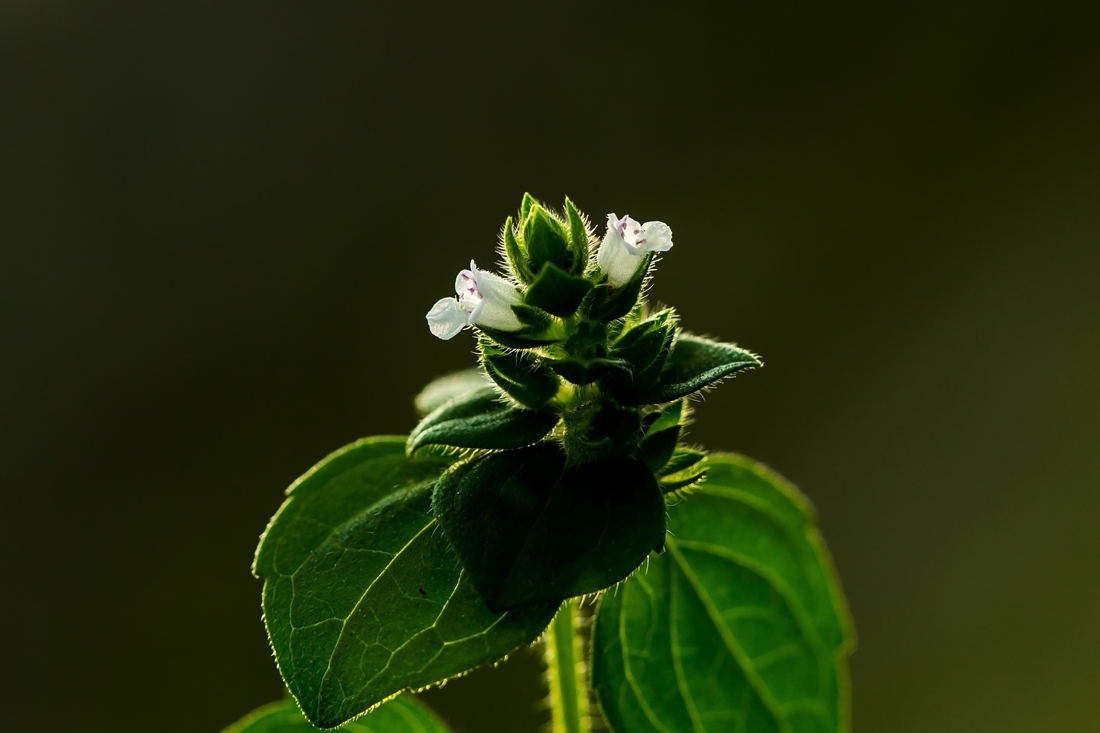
221 696 452 733
407 385 558 454
658 447 705 477
481 342 561 409
502 215 534 285
592 454 854 733
477 324 559 350
254 438 559 728
524 205 572 274
620 335 761 405
433 443 667 612
564 197 590 273
524 262 593 317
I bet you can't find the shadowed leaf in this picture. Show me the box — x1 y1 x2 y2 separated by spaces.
433 444 667 612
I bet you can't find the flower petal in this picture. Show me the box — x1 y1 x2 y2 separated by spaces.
426 297 469 340
598 213 646 288
641 221 673 252
470 270 523 331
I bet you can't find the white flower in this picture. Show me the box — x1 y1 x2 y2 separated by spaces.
426 261 524 340
596 213 673 288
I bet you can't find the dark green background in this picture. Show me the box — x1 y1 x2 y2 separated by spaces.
3 2 1098 732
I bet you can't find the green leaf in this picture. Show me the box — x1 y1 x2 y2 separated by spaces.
658 467 708 493
433 443 667 612
221 695 453 733
635 428 680 475
520 191 537 223
633 401 684 474
658 447 706 477
481 341 561 409
524 262 593 317
407 385 559 454
564 197 590 274
524 205 573 274
414 368 490 417
254 438 559 729
502 215 534 285
592 453 854 733
620 335 762 405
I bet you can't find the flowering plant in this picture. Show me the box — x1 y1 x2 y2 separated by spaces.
222 195 853 733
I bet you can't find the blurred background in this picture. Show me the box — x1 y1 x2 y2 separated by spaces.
3 2 1099 731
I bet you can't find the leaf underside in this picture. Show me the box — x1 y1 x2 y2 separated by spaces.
407 385 559 454
220 696 453 733
592 453 854 733
254 438 559 729
620 336 761 405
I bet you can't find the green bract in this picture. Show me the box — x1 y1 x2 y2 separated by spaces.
245 194 852 733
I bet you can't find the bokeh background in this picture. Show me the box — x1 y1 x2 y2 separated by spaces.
3 2 1099 731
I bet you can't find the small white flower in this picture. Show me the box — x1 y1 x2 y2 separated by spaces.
597 213 673 288
426 261 524 340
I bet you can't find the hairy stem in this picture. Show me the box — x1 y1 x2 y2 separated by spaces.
545 599 590 733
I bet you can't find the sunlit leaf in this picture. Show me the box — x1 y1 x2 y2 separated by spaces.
592 453 854 733
254 438 558 729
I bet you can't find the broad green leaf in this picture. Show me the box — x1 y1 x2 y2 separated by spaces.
524 262 593 317
433 443 667 612
414 368 490 417
254 437 559 729
620 335 761 405
481 341 561 409
407 385 559 454
221 695 452 733
592 453 854 733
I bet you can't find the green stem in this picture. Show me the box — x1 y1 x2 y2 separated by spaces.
545 599 590 733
